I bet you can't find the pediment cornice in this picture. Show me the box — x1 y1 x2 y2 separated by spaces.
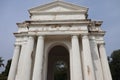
29 1 88 14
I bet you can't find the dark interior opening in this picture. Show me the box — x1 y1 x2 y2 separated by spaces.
47 45 70 80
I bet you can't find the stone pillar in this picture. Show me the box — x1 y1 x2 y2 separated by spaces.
15 37 28 80
15 36 34 80
98 43 112 80
71 35 83 80
8 45 21 80
82 35 95 80
32 36 44 80
22 36 34 80
89 36 103 80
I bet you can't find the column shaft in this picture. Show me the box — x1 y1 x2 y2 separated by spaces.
89 36 103 80
15 38 27 80
32 36 44 80
71 35 83 80
82 35 95 80
99 44 112 80
16 36 34 80
70 47 73 80
8 45 21 80
23 36 34 80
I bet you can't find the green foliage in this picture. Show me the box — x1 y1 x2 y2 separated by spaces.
109 49 120 80
0 59 12 80
0 74 7 80
2 59 12 76
54 61 68 80
0 57 4 68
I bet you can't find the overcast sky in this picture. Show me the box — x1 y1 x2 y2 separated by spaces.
0 0 120 72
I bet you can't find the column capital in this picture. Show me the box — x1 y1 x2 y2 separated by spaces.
28 35 35 38
38 35 44 37
98 43 105 46
71 35 78 38
81 34 89 39
89 35 95 40
38 35 45 39
71 34 79 37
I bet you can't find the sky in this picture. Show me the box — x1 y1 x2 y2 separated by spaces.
0 0 120 72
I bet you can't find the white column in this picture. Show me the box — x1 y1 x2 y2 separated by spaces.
15 37 28 80
71 35 83 80
32 36 44 80
70 46 73 80
82 35 95 80
98 43 112 80
8 45 21 80
16 36 34 80
89 36 103 80
22 36 34 80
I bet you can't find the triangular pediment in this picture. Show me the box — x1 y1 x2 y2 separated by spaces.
29 1 88 13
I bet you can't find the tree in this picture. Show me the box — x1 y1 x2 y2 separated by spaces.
2 59 12 76
0 59 12 80
0 57 4 68
109 49 120 80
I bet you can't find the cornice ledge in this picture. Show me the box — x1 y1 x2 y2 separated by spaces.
14 32 28 37
89 21 103 26
25 19 91 25
89 31 106 36
16 22 29 27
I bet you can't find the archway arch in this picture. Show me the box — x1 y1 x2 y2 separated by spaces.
47 45 70 80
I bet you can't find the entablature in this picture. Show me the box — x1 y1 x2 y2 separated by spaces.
17 19 102 27
25 19 91 25
16 19 104 34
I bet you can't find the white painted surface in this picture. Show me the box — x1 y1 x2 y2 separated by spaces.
89 36 104 80
32 36 44 80
99 44 112 80
82 35 95 80
8 45 21 80
71 35 83 80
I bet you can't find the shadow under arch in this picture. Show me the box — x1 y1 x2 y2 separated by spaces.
47 45 70 80
47 42 70 55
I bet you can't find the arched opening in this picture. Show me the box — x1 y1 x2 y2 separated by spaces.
47 45 70 80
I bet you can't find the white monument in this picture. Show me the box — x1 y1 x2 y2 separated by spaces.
8 1 112 80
